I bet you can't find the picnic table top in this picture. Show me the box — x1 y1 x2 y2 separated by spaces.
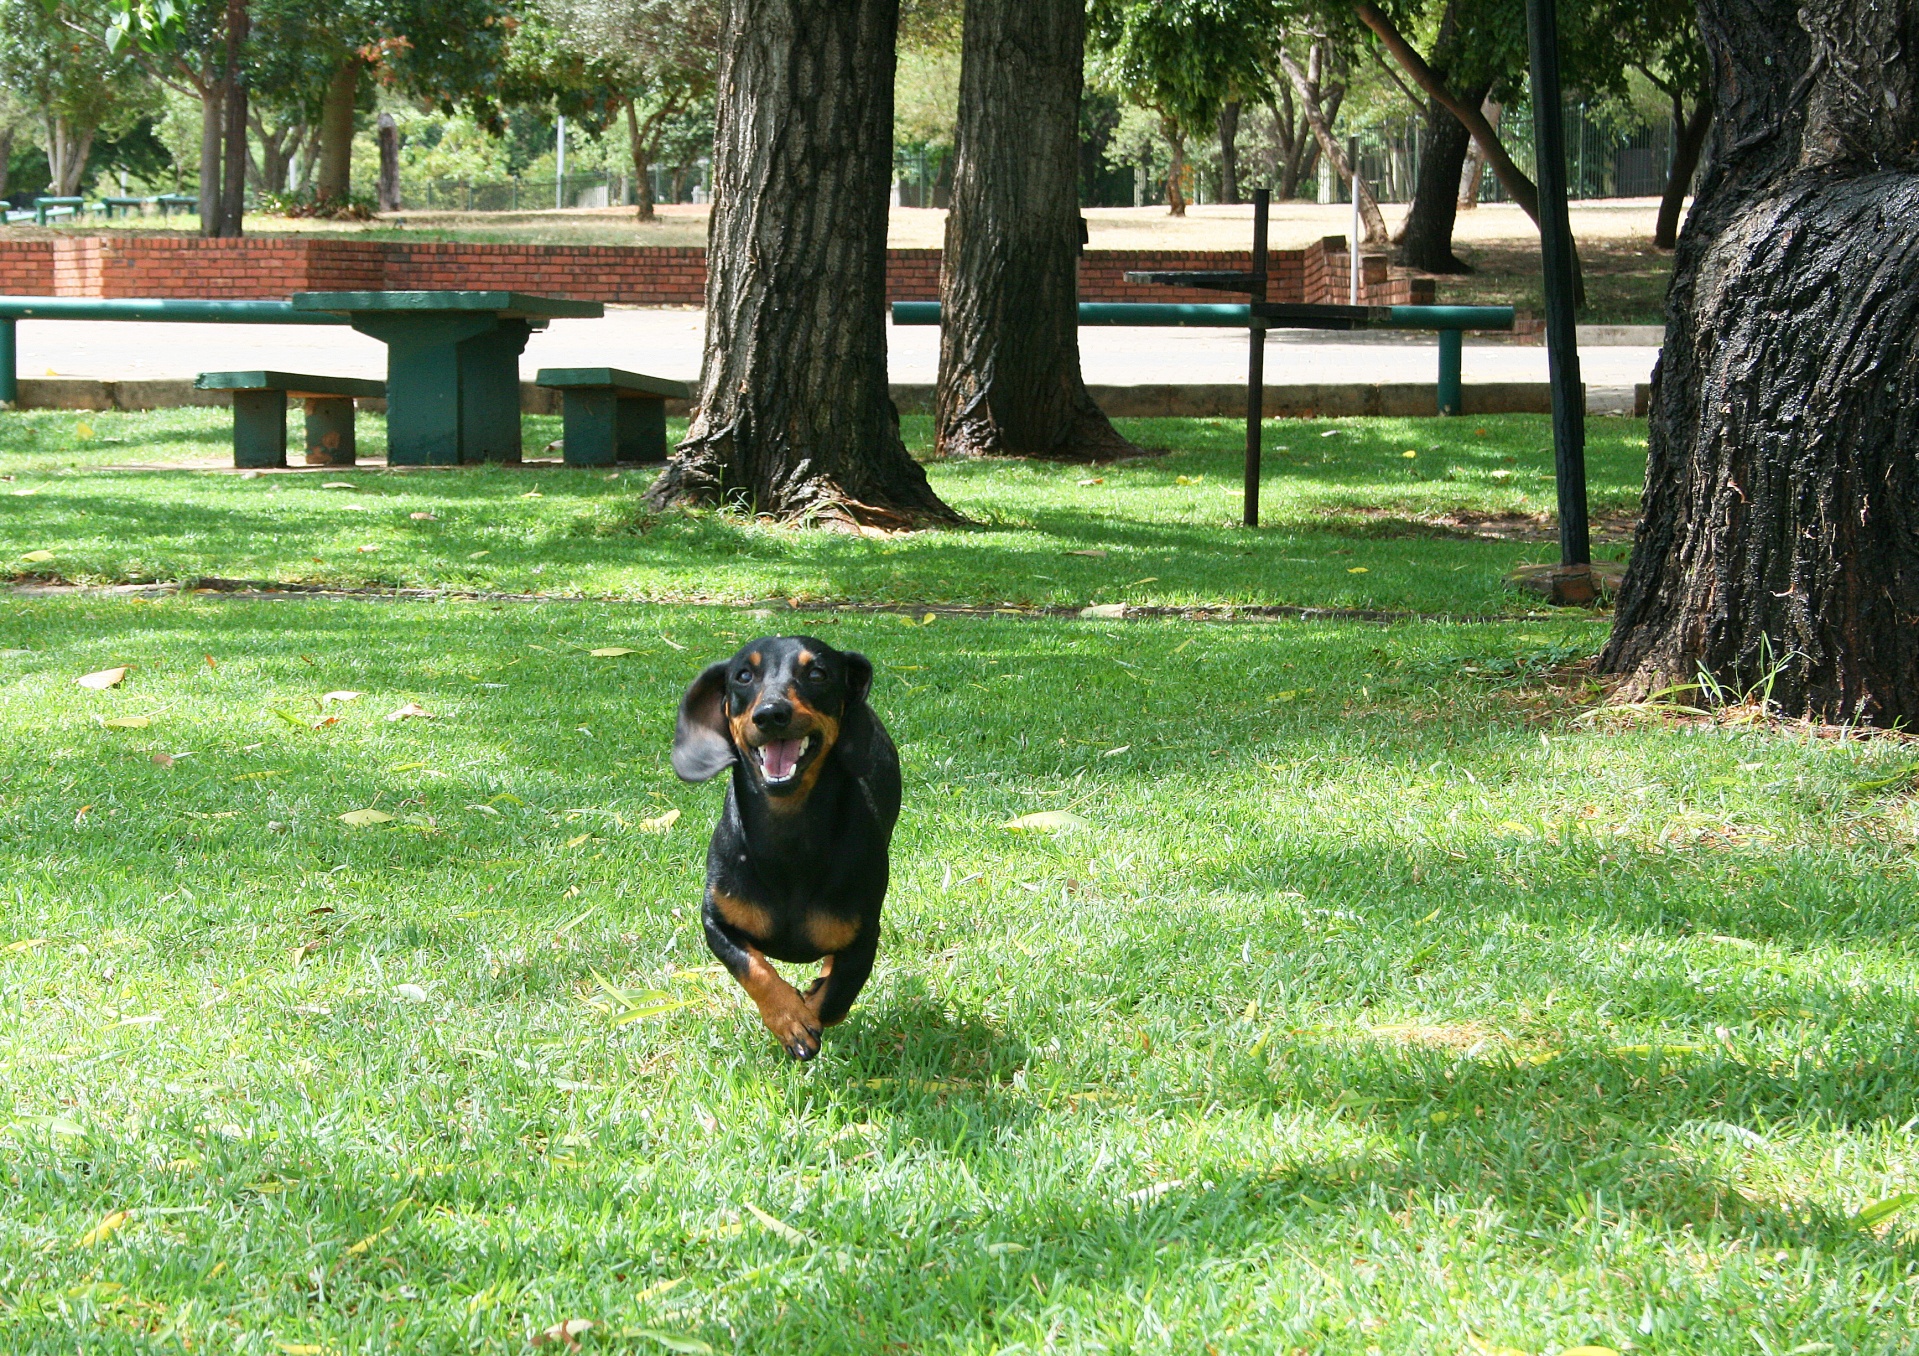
291 291 604 321
535 367 690 398
195 370 386 398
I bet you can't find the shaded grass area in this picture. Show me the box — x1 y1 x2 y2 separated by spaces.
0 412 1649 616
2 596 1917 1352
1435 236 1675 327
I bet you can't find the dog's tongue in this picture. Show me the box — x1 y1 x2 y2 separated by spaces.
762 738 804 781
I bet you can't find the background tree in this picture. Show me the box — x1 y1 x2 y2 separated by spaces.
0 0 157 197
646 0 955 528
1088 0 1265 217
1600 0 1919 725
1619 0 1710 250
934 0 1136 463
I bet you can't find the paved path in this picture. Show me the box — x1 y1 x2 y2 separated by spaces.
12 306 1658 403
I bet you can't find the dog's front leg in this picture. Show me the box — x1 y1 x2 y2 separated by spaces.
702 911 823 1060
802 929 877 1029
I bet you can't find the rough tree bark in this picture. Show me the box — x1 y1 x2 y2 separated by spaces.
1217 97 1240 203
376 113 400 212
198 65 222 235
1395 80 1488 272
934 0 1137 463
1654 89 1712 250
1600 0 1919 725
1456 98 1497 209
645 0 955 528
215 0 248 238
315 58 359 204
1162 116 1187 215
625 100 658 220
1277 47 1387 245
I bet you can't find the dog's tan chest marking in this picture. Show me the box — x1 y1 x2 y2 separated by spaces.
712 889 774 939
804 911 860 953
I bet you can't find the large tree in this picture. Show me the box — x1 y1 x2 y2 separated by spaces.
1600 0 1919 725
933 0 1136 462
645 0 956 529
0 0 156 197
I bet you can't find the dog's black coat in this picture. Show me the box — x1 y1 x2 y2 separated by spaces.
672 635 900 1059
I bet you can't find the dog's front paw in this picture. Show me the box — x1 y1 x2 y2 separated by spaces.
759 997 824 1061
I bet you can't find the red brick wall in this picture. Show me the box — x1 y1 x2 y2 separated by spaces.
1 234 1432 307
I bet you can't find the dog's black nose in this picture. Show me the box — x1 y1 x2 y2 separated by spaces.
752 700 792 730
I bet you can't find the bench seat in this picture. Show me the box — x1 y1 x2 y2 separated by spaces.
535 367 689 466
195 370 386 469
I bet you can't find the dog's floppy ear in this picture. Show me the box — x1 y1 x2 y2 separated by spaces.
672 661 735 782
841 651 873 707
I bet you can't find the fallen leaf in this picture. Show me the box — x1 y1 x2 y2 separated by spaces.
521 490 544 499
639 808 681 834
1403 449 1418 458
1347 567 1369 574
151 753 176 767
410 511 437 520
5 938 50 953
20 549 53 563
532 1318 595 1348
1853 1193 1919 1228
394 983 429 1002
467 802 501 816
1175 475 1203 485
75 421 95 439
321 482 356 490
742 1201 809 1245
1490 469 1513 481
589 647 638 657
100 716 151 729
273 1345 326 1355
564 832 592 849
76 667 129 690
1065 548 1109 558
1076 477 1105 486
1003 810 1091 833
921 612 937 625
1320 428 1341 437
291 939 327 964
321 690 362 705
339 809 395 827
1079 603 1126 620
468 550 491 559
79 1210 131 1247
385 703 435 721
356 544 380 553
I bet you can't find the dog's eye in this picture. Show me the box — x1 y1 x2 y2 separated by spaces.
735 667 753 683
807 667 826 683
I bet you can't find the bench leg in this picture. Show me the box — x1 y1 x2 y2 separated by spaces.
303 396 357 466
616 394 667 463
1437 329 1463 416
232 389 288 469
561 389 617 467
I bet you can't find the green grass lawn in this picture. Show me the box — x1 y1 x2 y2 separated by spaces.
2 597 1917 1353
1 413 1645 616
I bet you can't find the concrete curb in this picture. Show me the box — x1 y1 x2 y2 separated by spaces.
6 378 1647 418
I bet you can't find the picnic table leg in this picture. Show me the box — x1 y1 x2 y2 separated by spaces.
353 314 501 466
560 389 617 466
616 394 666 462
0 318 16 405
231 389 289 469
1437 329 1463 416
303 396 357 466
457 319 532 465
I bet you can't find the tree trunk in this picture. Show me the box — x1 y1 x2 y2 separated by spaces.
1163 116 1187 215
1217 98 1240 203
935 0 1137 463
1277 48 1387 245
215 0 248 238
315 57 359 204
645 0 956 528
625 100 657 221
1457 98 1497 209
1395 80 1488 272
198 67 223 237
1654 91 1712 250
45 117 95 197
377 113 400 211
1599 0 1919 726
0 127 10 200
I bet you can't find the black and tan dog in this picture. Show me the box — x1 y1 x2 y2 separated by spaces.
671 636 899 1059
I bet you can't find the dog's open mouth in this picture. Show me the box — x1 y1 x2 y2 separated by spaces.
754 733 819 787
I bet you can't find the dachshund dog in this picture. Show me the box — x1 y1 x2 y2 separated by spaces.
671 636 899 1059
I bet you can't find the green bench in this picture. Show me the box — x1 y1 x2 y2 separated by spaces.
534 367 689 465
155 193 198 218
194 371 386 469
100 196 153 219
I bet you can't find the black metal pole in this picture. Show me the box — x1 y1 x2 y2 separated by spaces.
1244 189 1269 528
1524 0 1590 569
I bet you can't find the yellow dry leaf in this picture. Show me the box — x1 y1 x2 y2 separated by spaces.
1065 548 1108 558
344 1223 395 1256
1403 450 1418 458
4 938 49 952
100 716 151 729
75 421 95 439
20 549 53 563
76 667 129 690
563 832 592 849
1002 810 1090 833
320 691 362 705
532 1318 594 1348
79 1209 131 1247
385 702 435 721
356 544 380 553
339 809 395 827
742 1201 809 1245
639 808 681 834
1348 567 1369 574
589 647 638 657
273 1345 326 1356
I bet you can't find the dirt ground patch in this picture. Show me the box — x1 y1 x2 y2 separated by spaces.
1319 506 1641 543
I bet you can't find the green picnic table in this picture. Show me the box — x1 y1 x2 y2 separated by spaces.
289 291 604 466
